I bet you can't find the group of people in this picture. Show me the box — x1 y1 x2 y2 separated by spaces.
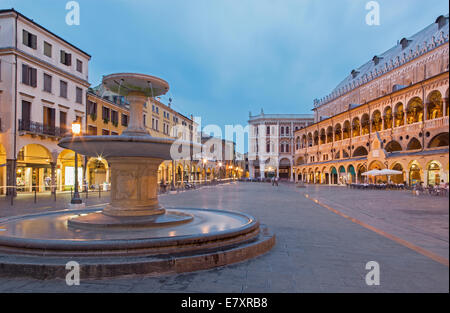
412 180 449 196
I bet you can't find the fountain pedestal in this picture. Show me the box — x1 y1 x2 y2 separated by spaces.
103 157 165 217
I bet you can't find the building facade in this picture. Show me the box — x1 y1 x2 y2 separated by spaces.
293 15 449 187
0 9 90 194
248 111 314 181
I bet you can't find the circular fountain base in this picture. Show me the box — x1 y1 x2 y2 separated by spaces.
0 208 275 279
67 210 192 229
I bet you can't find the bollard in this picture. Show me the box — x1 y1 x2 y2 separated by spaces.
34 188 37 203
99 186 101 198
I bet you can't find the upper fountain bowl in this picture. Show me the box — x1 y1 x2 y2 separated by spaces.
102 73 170 97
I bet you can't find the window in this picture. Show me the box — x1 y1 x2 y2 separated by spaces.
23 30 37 49
44 41 52 57
121 114 128 126
21 100 31 122
111 110 119 125
22 64 37 87
266 142 270 153
102 106 110 122
111 132 119 136
87 100 97 116
75 87 83 104
60 50 72 66
60 80 68 98
60 111 67 131
143 114 147 127
281 144 284 153
286 127 289 135
88 125 97 135
155 119 159 131
43 73 52 93
102 129 110 136
266 126 270 135
76 59 83 73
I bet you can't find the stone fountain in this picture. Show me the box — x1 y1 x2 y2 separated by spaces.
0 73 275 279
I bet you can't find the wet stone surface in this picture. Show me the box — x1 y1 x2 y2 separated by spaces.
0 182 448 292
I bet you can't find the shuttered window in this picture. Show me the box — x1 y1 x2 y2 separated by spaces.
23 30 37 49
44 41 52 57
60 80 68 98
43 73 52 93
76 87 83 104
60 50 72 66
22 64 37 87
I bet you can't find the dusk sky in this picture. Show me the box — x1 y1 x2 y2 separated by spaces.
2 0 449 142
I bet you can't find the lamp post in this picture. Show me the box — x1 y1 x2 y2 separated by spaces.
71 121 82 205
218 162 222 181
203 158 207 183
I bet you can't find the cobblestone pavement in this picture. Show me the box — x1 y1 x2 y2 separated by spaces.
0 182 448 293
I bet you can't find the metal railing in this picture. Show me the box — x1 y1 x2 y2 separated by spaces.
18 119 70 138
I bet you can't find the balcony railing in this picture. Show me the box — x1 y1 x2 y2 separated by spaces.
18 119 70 138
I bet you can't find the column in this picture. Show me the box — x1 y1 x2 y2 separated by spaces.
50 162 56 194
276 163 279 178
260 162 265 180
290 160 294 182
6 159 16 196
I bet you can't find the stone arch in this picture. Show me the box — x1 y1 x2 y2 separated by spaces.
428 132 449 148
394 102 405 127
371 110 382 132
361 114 370 135
334 123 342 141
342 120 351 139
313 130 319 146
406 97 424 124
385 140 402 152
87 157 109 188
426 90 443 120
406 137 422 151
352 117 360 137
319 128 326 144
56 149 84 192
426 160 443 186
383 106 393 129
307 132 313 147
326 126 333 143
390 162 405 184
353 146 368 157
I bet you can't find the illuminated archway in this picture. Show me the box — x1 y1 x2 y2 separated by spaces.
16 144 53 192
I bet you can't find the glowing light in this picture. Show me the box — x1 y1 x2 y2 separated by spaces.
71 122 81 135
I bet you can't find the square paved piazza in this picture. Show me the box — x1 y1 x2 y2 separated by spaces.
0 182 447 293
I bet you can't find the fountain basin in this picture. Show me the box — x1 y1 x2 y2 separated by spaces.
0 207 275 279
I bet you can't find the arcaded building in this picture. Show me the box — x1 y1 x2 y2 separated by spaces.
293 14 449 187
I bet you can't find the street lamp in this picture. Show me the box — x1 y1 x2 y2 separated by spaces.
218 162 222 180
71 121 82 205
203 159 207 183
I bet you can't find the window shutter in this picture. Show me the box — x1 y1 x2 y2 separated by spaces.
31 34 37 49
60 51 65 63
67 54 72 66
31 68 37 87
22 64 28 85
23 30 29 46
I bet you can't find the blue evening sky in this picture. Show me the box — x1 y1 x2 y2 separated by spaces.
2 0 448 151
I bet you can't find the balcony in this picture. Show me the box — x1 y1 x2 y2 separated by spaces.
18 119 70 139
424 116 449 130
